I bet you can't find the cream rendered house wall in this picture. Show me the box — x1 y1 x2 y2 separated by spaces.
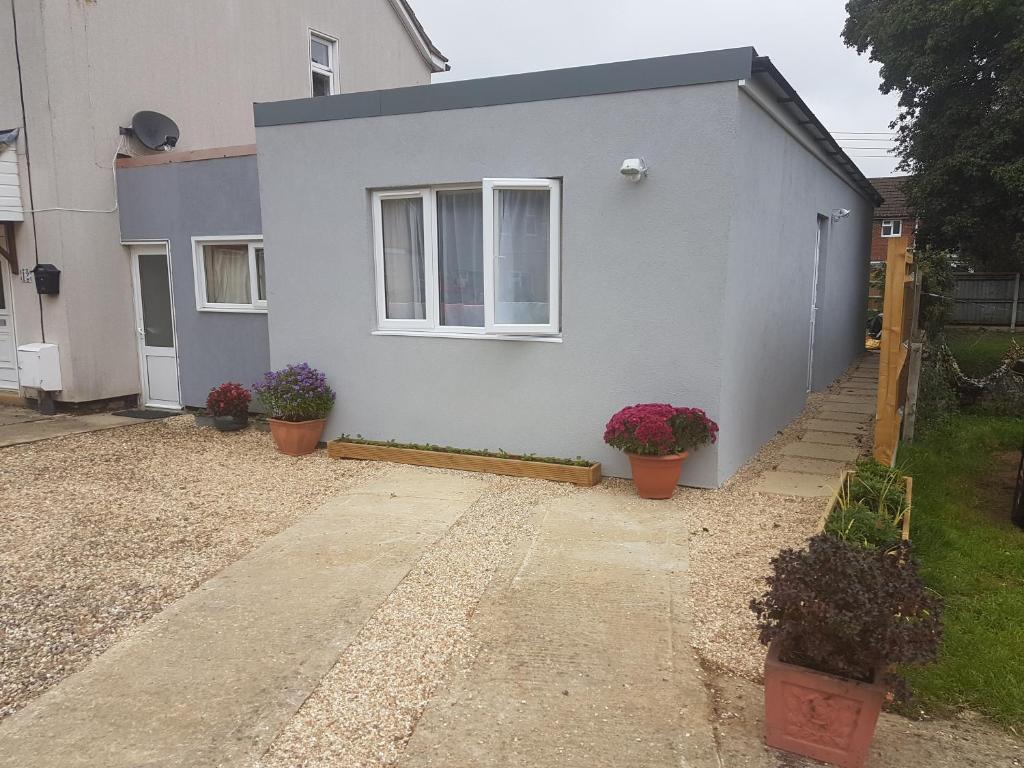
2 0 437 402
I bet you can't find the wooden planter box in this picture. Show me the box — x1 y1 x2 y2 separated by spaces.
819 469 913 540
328 441 602 486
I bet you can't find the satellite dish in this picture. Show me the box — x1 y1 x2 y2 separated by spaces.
128 111 180 152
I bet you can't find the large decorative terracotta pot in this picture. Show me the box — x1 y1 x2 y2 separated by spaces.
763 640 886 768
626 451 688 499
268 418 327 456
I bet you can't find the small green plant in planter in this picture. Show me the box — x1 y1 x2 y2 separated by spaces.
253 363 335 456
206 382 251 432
751 534 942 768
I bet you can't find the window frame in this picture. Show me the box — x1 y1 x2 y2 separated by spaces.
880 219 902 238
370 180 561 339
192 235 267 313
309 30 338 97
371 189 436 331
482 178 561 336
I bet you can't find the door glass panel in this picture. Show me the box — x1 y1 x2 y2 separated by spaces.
494 189 550 325
138 253 174 348
255 247 266 301
0 263 5 310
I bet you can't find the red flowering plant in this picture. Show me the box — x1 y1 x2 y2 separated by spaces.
603 403 719 456
206 382 252 418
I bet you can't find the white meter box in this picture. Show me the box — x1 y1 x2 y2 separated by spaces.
17 343 62 391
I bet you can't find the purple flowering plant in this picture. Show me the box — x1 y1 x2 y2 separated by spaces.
253 363 335 422
603 403 719 456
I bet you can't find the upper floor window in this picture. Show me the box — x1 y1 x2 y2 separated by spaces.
193 236 267 313
880 219 902 238
371 179 561 338
310 32 338 97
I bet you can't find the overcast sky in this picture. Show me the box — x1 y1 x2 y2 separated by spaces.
412 0 903 179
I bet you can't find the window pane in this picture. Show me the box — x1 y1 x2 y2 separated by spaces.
203 244 251 304
138 253 174 347
255 247 266 301
381 197 426 319
311 38 331 67
494 189 550 325
437 189 484 327
312 71 331 97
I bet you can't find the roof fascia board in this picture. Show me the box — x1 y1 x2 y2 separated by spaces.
738 77 874 203
386 0 448 73
254 47 756 128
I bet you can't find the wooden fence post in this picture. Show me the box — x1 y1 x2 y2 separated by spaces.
874 239 914 465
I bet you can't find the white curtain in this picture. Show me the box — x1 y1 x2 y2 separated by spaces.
496 189 550 324
437 189 484 327
204 245 250 304
381 198 426 319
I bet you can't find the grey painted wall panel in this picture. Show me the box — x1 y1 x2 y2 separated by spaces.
257 84 739 487
116 156 269 408
715 90 871 481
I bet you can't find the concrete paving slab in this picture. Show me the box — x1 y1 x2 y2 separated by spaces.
805 418 868 434
0 406 46 427
830 394 875 405
399 488 718 768
776 455 849 477
819 400 875 415
800 430 862 447
0 411 141 447
812 409 872 423
781 441 860 462
754 471 839 498
0 466 487 768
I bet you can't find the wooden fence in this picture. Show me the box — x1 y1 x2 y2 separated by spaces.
874 239 924 465
950 272 1022 328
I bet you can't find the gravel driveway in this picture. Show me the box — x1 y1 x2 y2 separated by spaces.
0 416 382 720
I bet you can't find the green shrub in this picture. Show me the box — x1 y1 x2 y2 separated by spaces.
825 500 903 550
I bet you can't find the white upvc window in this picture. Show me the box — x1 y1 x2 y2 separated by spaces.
310 31 338 97
371 179 561 339
192 236 267 313
880 219 902 237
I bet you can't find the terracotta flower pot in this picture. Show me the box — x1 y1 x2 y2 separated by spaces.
626 452 688 499
763 640 886 768
268 418 327 456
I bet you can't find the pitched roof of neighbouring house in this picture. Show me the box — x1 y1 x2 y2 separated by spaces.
869 176 912 218
391 0 449 72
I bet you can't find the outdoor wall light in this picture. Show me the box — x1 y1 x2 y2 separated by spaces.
831 208 852 223
620 157 648 182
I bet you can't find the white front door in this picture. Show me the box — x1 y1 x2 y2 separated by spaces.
0 262 18 390
130 246 181 409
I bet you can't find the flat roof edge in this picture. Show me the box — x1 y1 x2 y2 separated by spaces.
253 47 756 128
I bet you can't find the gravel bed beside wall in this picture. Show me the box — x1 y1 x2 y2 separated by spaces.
0 417 383 720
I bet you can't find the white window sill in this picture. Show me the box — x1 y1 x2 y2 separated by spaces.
880 234 902 238
197 306 268 314
371 329 562 343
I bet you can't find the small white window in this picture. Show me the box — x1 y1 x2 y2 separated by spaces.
193 236 266 312
881 219 902 238
310 31 337 97
371 180 561 338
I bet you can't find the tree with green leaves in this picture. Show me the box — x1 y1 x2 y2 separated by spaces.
844 0 1024 272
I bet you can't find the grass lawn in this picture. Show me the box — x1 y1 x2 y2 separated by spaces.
945 329 1021 377
899 415 1024 727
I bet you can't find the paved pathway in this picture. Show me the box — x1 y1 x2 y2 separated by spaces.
753 353 878 497
399 486 718 768
0 467 487 768
0 405 140 447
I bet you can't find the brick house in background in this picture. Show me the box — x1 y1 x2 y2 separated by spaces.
868 175 915 262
